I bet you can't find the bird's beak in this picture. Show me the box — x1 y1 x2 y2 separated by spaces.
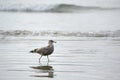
54 41 56 43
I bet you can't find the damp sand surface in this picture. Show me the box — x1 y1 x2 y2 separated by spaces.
0 38 120 80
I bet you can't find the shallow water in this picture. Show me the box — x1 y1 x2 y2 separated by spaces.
0 0 120 80
0 39 120 80
0 10 120 32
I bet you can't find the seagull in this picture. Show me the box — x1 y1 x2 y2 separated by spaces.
30 40 56 63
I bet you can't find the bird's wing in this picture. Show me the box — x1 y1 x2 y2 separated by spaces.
37 46 50 53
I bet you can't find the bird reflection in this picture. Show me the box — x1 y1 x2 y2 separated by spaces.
30 63 54 78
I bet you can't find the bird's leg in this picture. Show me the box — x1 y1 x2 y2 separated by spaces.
47 61 49 66
47 56 49 62
39 55 42 63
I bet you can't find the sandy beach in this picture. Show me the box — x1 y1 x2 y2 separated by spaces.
0 38 120 80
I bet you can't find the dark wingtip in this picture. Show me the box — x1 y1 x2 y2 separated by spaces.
30 50 34 53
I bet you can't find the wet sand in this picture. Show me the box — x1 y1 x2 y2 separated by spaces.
0 39 120 80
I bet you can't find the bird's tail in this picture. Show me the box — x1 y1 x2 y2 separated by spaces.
30 50 34 53
30 49 37 53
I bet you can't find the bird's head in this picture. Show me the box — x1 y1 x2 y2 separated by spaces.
48 40 56 44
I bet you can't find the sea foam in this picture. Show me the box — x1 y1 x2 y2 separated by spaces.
0 30 120 37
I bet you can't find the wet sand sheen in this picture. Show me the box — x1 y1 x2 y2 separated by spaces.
0 39 120 80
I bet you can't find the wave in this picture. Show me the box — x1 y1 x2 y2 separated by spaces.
0 4 119 13
0 30 120 38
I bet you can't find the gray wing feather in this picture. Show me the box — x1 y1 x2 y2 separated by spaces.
36 46 53 55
